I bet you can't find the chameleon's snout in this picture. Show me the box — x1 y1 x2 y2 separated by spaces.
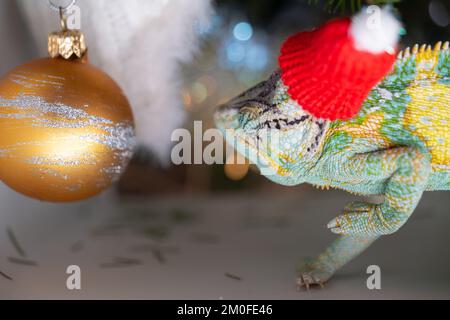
214 98 262 132
214 102 240 131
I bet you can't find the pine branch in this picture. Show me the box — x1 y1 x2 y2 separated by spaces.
307 0 402 13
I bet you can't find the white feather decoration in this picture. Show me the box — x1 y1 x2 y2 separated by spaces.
16 0 213 163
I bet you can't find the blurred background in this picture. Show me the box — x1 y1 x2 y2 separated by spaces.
98 0 450 194
0 0 449 299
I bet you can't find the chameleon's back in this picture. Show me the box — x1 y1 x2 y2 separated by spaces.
332 42 449 189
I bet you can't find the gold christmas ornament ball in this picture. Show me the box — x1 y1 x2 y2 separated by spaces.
0 57 136 202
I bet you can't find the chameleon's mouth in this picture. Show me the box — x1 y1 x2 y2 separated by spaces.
214 101 271 167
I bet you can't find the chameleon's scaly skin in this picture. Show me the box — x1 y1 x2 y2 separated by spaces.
215 42 449 287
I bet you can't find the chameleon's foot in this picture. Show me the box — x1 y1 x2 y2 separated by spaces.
296 258 334 290
327 201 401 236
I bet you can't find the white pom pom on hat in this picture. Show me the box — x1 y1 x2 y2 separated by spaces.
350 6 402 54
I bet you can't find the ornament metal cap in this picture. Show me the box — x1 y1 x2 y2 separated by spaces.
48 7 86 59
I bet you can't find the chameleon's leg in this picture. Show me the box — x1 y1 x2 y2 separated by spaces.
326 147 431 236
297 235 378 289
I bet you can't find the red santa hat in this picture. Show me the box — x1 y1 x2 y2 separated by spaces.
279 7 402 120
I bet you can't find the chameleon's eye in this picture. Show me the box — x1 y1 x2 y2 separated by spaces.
215 99 265 131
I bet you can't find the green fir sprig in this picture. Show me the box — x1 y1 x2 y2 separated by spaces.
307 0 402 13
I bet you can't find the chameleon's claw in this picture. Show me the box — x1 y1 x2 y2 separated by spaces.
327 201 404 236
297 274 315 291
327 218 347 235
330 227 344 235
327 202 373 235
327 216 350 235
296 258 333 291
327 217 340 229
296 273 326 290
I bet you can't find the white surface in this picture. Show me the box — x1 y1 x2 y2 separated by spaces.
0 184 449 299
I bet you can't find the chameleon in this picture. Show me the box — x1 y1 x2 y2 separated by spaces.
214 41 450 289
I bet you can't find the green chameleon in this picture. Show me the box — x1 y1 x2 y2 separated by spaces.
214 42 449 288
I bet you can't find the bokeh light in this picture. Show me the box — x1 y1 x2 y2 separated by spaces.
226 42 246 63
429 0 449 27
233 22 253 41
225 152 250 181
245 43 269 71
191 82 208 104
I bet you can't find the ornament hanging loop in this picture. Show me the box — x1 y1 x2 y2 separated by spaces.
59 7 68 31
48 0 76 13
48 0 76 31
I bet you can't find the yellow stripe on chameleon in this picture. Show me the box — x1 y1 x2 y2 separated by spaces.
336 112 393 148
280 153 295 164
404 50 450 170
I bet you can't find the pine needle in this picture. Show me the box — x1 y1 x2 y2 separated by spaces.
7 227 26 258
0 269 12 281
8 257 38 267
225 273 242 281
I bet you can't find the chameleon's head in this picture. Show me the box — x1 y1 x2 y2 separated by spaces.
214 71 328 186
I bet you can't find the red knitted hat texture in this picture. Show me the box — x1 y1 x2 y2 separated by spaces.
279 18 396 121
